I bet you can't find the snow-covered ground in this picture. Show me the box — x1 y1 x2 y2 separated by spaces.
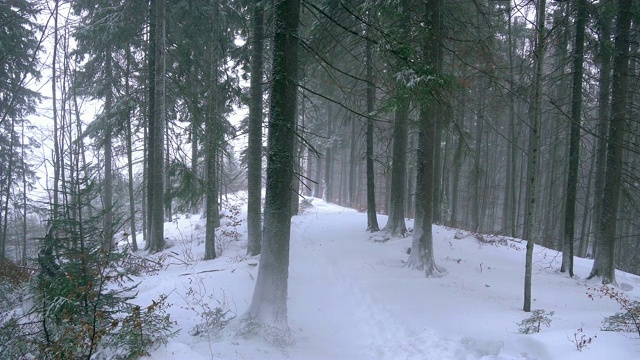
132 193 640 359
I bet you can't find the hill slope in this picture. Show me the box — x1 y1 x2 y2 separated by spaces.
136 196 640 359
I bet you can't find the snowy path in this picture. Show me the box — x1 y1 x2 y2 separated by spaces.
287 202 504 360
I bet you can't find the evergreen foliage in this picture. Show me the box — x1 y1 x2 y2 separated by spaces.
0 175 176 359
517 309 554 334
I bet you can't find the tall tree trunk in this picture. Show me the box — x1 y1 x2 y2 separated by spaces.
290 128 301 215
385 97 409 237
503 1 517 236
591 2 613 259
588 0 631 285
348 113 357 208
149 0 166 253
406 132 416 218
524 0 546 313
190 121 199 214
21 120 27 264
247 0 265 256
578 140 596 257
52 0 60 221
432 118 442 224
407 0 442 277
560 0 587 276
103 50 114 252
244 0 300 330
450 89 465 229
324 103 333 202
384 0 411 237
471 92 484 233
164 123 172 221
145 0 156 250
365 14 379 232
125 47 138 252
205 1 220 261
1 117 16 260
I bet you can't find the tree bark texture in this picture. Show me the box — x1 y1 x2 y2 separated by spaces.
588 0 631 285
365 15 379 232
247 0 264 256
524 0 546 313
149 0 165 253
407 0 442 277
205 0 221 261
103 50 114 252
561 0 587 276
245 0 300 329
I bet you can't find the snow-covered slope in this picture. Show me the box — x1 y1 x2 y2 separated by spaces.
135 195 640 360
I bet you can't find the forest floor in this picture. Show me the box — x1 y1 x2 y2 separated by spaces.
132 193 640 359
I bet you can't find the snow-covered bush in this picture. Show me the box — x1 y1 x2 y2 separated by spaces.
517 309 554 334
121 251 168 276
182 276 236 339
216 204 242 255
104 294 178 358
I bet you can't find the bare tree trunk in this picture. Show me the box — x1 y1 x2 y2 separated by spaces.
205 1 220 260
349 114 357 208
190 122 199 214
247 0 265 256
125 47 138 251
290 129 301 215
383 0 411 237
578 140 596 257
432 117 442 224
471 91 484 233
164 122 172 222
365 14 379 231
385 97 409 237
524 0 546 313
502 1 516 235
591 2 613 260
1 116 16 260
21 120 27 264
149 0 166 253
407 0 442 277
450 90 465 229
52 0 60 221
102 50 114 252
560 0 587 276
244 0 300 330
588 0 631 285
324 103 333 202
145 0 156 250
